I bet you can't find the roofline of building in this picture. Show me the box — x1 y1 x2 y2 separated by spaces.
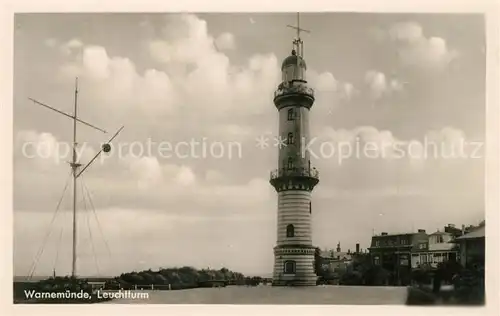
452 235 485 241
367 246 414 250
412 248 458 252
429 231 451 235
372 232 421 237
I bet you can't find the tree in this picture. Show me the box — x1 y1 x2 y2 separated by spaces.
314 247 323 275
139 271 156 284
339 271 363 285
154 273 168 285
437 260 462 283
361 264 390 286
214 271 225 280
113 266 247 290
411 269 431 286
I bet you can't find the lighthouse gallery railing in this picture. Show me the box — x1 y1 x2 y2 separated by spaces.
270 167 319 180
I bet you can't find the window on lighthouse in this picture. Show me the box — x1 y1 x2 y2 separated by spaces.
287 158 294 170
284 261 296 274
286 224 295 237
287 108 294 121
283 65 296 82
287 132 294 145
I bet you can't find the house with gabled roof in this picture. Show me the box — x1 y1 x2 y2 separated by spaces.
411 230 459 269
452 223 485 269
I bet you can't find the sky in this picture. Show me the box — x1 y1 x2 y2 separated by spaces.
13 12 486 277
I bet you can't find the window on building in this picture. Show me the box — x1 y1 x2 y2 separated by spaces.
374 256 380 265
375 240 380 247
400 255 409 266
287 157 294 170
420 254 427 263
287 132 295 145
287 108 294 121
411 254 419 268
401 239 407 245
286 224 295 238
438 235 444 243
309 201 312 214
284 260 296 274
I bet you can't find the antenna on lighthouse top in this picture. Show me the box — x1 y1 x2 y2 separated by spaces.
287 12 310 59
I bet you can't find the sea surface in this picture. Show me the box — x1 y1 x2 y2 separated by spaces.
103 285 408 304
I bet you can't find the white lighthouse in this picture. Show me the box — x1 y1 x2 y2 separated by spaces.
270 14 319 286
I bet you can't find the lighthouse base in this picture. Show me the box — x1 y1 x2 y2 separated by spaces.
272 246 317 286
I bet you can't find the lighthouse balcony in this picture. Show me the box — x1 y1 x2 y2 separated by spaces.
274 81 315 109
270 167 319 180
270 167 319 191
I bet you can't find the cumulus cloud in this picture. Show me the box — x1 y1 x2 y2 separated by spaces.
313 125 479 172
60 38 83 55
23 14 481 215
313 72 337 92
55 14 280 129
310 125 483 213
316 126 403 163
148 40 172 64
388 22 459 70
215 32 236 50
364 70 404 99
309 71 355 99
307 71 356 116
124 155 164 189
341 83 355 100
15 130 97 170
14 126 271 214
205 169 225 183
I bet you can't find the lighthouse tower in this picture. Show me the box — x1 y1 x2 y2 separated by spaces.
270 14 319 286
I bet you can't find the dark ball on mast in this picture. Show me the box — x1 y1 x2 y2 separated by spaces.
102 143 111 153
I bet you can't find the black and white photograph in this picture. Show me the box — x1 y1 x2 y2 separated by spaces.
4 0 499 310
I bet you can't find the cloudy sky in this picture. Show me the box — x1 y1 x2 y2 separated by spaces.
13 12 485 277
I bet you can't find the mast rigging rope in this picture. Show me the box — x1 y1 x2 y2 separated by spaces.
81 177 113 260
28 170 72 279
81 181 100 276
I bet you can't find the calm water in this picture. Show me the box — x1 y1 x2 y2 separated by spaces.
104 285 408 304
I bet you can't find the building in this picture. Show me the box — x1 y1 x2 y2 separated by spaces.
270 17 319 286
368 230 428 285
445 223 475 238
453 223 485 269
410 230 459 269
320 243 354 273
368 222 484 285
87 281 106 291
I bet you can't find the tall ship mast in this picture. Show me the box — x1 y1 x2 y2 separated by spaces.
27 78 124 279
